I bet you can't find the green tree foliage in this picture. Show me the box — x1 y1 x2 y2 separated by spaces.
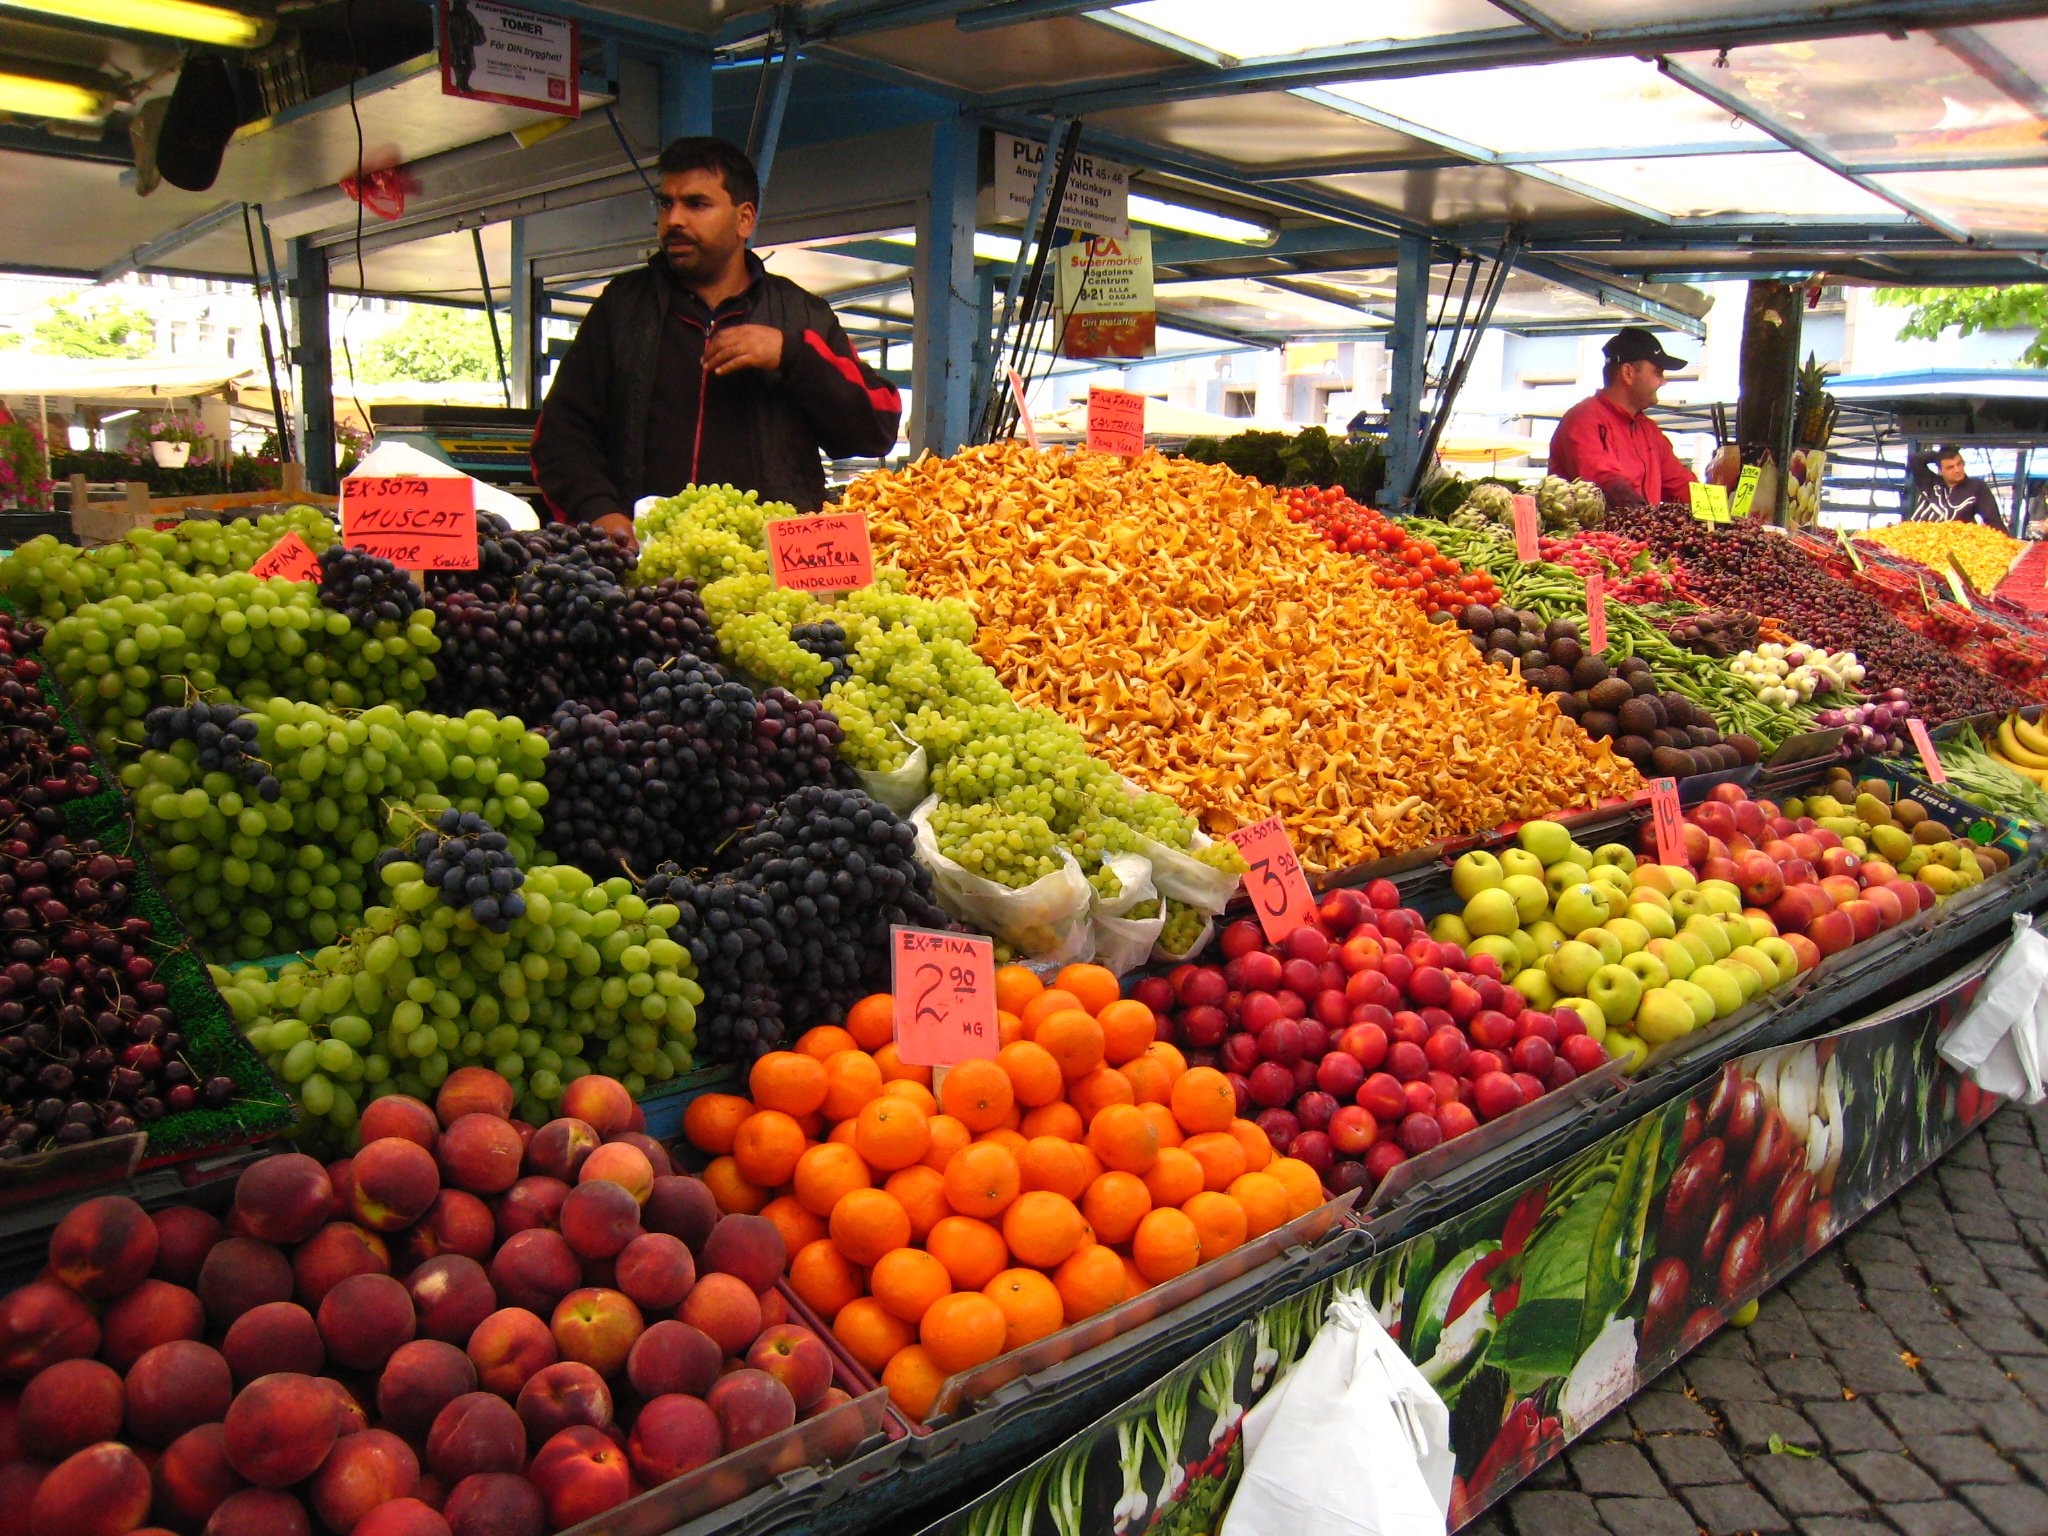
1875 285 2048 367
351 304 501 384
33 296 155 358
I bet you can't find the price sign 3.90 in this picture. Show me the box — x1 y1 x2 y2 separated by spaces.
1224 816 1316 944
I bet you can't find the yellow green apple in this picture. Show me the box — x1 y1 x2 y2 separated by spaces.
1626 884 1672 914
1581 926 1626 966
1634 986 1697 1045
1518 819 1576 866
1684 914 1734 958
1667 977 1718 1028
1463 887 1522 937
1545 939 1606 996
1499 847 1546 883
1451 850 1506 900
1556 997 1603 1042
1510 927 1543 971
1524 919 1566 956
1594 843 1638 874
1554 883 1612 936
1755 937 1799 983
1646 936 1696 981
1627 902 1677 940
1544 862 1592 902
1675 930 1717 971
1512 967 1559 1009
1467 934 1522 971
1588 963 1644 1028
1697 880 1744 916
1604 1031 1649 1072
1429 912 1472 946
1728 944 1784 990
1689 963 1746 1016
1502 874 1551 924
1621 951 1670 991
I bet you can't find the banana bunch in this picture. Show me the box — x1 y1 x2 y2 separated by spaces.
1990 711 2048 789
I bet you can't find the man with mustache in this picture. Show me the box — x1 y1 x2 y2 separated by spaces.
531 137 902 550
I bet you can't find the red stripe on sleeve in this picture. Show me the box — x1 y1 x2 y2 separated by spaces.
804 329 900 415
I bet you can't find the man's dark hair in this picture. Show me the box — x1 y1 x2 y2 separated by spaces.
1602 357 1623 386
1937 444 1965 463
655 137 760 208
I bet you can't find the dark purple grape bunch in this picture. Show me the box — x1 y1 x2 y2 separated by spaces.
410 808 526 932
317 543 423 630
143 700 281 803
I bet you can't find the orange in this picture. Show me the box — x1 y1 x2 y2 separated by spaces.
996 1010 1028 1047
920 1114 973 1172
882 1344 946 1421
1121 1254 1149 1298
942 1142 1020 1219
1081 1171 1151 1245
828 1119 860 1147
884 1165 949 1241
1120 1054 1175 1107
882 1079 940 1117
828 1187 912 1267
1001 1190 1087 1269
1229 1172 1291 1238
834 1296 917 1373
1035 1010 1106 1080
1141 1147 1204 1210
793 1141 872 1218
1132 1208 1203 1283
871 1248 953 1325
702 1156 769 1215
682 1093 752 1155
926 1216 1009 1291
760 1194 828 1256
1019 1101 1085 1142
938 1059 1015 1133
1068 1066 1134 1126
1054 1244 1129 1324
994 965 1045 1017
996 1041 1063 1108
976 1127 1027 1154
748 1051 829 1117
844 993 897 1051
789 1237 863 1320
1169 1068 1236 1135
1072 1144 1104 1188
983 1268 1064 1351
1137 1102 1183 1150
1143 1041 1188 1079
1096 999 1158 1066
731 1111 806 1188
1018 1136 1092 1202
822 1050 886 1122
1183 1131 1249 1193
795 1111 826 1140
1182 1191 1247 1262
920 1291 1008 1374
1087 1103 1160 1175
794 1025 859 1061
1229 1119 1275 1172
1266 1157 1326 1219
1053 963 1121 1018
874 1043 932 1087
855 1097 932 1172
1019 988 1086 1035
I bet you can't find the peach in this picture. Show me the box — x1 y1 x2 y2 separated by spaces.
317 1273 415 1373
528 1424 631 1530
707 1367 795 1450
435 1116 524 1198
0 1394 19 1461
577 1143 654 1204
406 1257 496 1346
607 1132 673 1179
425 1392 526 1484
196 1239 293 1332
0 1460 47 1531
614 1232 696 1315
48 1196 158 1299
558 1182 642 1262
626 1392 722 1484
509 1120 536 1154
376 1340 477 1437
220 1373 337 1488
126 1341 232 1447
799 1387 863 1464
348 1140 441 1234
18 1359 123 1460
702 1213 786 1292
324 1160 354 1220
524 1119 600 1185
291 1223 390 1310
515 1361 612 1445
309 1429 418 1536
410 1472 446 1513
149 1209 223 1288
549 1289 643 1380
153 1423 245 1531
100 1279 204 1372
441 1473 543 1536
435 1069 515 1129
758 1289 787 1329
464 1309 557 1400
319 1377 370 1438
487 1230 582 1315
746 1324 831 1412
347 1498 449 1536
221 1302 324 1385
0 1282 98 1382
677 1273 761 1357
358 1095 441 1151
643 1177 719 1254
202 1489 311 1536
29 1442 151 1536
398 1192 496 1270
627 1320 722 1401
558 1077 632 1137
232 1155 333 1248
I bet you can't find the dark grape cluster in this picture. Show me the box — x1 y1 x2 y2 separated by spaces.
789 620 853 686
316 544 424 631
621 578 719 673
411 808 526 931
142 700 280 802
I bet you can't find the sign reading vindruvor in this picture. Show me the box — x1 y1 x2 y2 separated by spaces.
440 0 579 116
1055 231 1156 360
992 132 1130 238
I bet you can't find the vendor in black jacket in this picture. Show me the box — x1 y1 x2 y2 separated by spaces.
530 137 902 548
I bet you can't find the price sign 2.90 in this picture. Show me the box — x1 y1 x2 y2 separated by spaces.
890 927 998 1068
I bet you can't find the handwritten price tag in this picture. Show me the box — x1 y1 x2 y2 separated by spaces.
766 513 875 594
1646 777 1685 867
1007 368 1040 450
1836 529 1865 571
1224 816 1316 944
1586 571 1608 654
1731 464 1761 519
890 926 998 1068
340 476 478 571
250 531 321 584
1688 482 1731 525
1086 386 1145 458
1907 718 1948 784
1511 495 1540 561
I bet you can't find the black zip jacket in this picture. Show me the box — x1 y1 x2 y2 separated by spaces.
530 251 901 520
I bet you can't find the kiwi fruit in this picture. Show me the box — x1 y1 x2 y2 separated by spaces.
1572 656 1611 690
1912 820 1947 846
1857 778 1893 805
1581 710 1619 740
1617 697 1658 737
1893 799 1927 828
1590 678 1634 712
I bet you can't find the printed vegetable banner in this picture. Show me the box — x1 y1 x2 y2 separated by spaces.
919 962 1998 1536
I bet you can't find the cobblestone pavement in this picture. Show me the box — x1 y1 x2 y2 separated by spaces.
1479 1103 2048 1536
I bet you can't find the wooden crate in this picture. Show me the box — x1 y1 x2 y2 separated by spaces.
68 464 333 547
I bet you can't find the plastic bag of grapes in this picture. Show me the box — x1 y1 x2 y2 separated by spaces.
1118 777 1246 914
909 795 1095 964
1090 852 1167 975
853 730 928 816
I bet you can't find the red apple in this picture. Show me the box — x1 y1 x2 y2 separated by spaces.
1701 856 1742 888
1328 1106 1378 1155
1734 852 1785 906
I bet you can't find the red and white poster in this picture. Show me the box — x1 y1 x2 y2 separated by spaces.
1056 231 1155 360
441 0 579 117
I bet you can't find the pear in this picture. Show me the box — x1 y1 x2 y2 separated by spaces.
1871 823 1913 863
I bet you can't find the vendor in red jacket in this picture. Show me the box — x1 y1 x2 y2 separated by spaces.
531 137 902 550
1548 328 1698 509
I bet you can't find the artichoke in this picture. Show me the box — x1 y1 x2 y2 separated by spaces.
1571 479 1607 528
1536 475 1579 531
1464 483 1515 525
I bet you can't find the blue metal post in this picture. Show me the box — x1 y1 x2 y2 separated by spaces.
915 112 978 457
508 218 535 408
290 237 337 495
1381 233 1429 511
659 50 714 143
971 265 1001 426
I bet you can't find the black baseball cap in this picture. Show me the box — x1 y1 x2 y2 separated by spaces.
1603 326 1688 371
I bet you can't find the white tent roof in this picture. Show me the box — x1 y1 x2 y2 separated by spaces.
0 355 253 403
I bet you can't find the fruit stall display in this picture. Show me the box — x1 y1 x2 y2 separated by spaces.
1854 518 2027 596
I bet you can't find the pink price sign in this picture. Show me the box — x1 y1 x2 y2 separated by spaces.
766 513 875 594
340 476 478 571
1906 718 1948 784
1586 571 1607 654
890 926 998 1068
1512 495 1540 562
251 531 321 584
1086 387 1145 458
1007 368 1041 450
1647 778 1685 867
1224 816 1315 944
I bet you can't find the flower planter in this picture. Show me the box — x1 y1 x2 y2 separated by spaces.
150 441 192 468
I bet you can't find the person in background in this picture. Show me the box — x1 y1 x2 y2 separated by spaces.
1547 328 1702 509
1909 445 2007 533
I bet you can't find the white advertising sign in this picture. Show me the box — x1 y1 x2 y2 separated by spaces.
993 132 1130 239
441 0 580 117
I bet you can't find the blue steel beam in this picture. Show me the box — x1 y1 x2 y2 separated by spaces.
916 112 979 455
1513 254 1707 336
1380 233 1429 510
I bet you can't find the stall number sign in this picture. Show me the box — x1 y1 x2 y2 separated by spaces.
340 476 478 571
1689 483 1731 524
767 514 874 594
1226 816 1316 944
1907 718 1949 784
1512 495 1540 561
1646 778 1685 867
992 132 1130 238
251 531 321 584
891 927 997 1067
440 0 579 116
1730 464 1762 519
1586 571 1607 654
1086 387 1145 458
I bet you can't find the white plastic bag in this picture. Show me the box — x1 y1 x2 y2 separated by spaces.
1090 853 1166 976
1117 778 1243 913
1940 915 2048 1104
1223 1292 1453 1536
909 796 1094 964
853 732 928 816
1153 913 1214 966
